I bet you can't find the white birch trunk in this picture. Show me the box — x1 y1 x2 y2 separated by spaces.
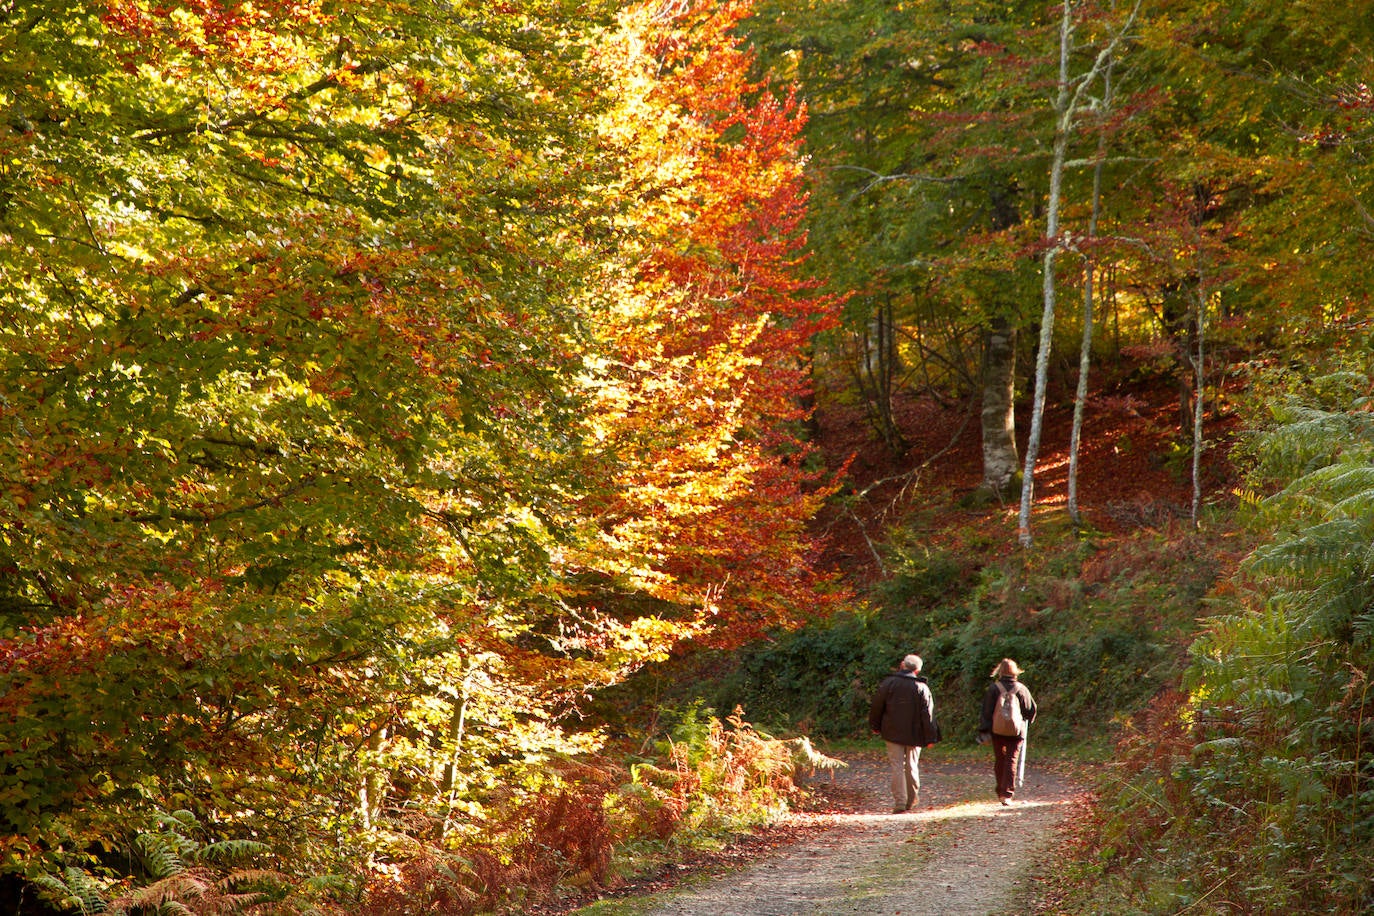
1017 0 1075 548
1018 0 1141 547
1068 44 1114 530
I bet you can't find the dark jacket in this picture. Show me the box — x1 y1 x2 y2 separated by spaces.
979 676 1037 739
869 671 939 747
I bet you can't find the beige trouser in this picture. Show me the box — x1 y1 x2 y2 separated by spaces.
884 740 922 808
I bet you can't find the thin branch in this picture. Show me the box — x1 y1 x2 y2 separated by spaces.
135 60 391 144
826 165 962 201
125 479 315 524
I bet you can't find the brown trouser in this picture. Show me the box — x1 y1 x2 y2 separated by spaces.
991 734 1023 799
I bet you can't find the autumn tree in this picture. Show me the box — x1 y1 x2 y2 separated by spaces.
746 0 1074 502
1 0 620 882
580 0 843 651
0 0 848 906
1 0 840 906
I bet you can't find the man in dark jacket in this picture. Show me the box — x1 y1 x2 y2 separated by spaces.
868 654 939 813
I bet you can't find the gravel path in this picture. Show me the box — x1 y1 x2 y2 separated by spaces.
634 750 1086 916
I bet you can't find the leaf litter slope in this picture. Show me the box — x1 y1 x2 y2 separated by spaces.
633 751 1086 916
814 380 1239 582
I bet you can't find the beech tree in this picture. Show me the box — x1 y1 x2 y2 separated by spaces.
0 0 840 904
2 0 615 879
747 0 1079 503
584 0 843 649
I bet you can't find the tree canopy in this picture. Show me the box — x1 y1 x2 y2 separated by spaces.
1 0 839 907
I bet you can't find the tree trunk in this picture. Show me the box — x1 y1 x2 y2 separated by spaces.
980 316 1019 497
1190 284 1206 527
1019 0 1140 547
1018 0 1073 547
1068 266 1096 531
1188 191 1211 527
360 724 389 837
1160 282 1197 436
437 680 470 842
1069 52 1113 531
978 169 1024 500
857 295 907 453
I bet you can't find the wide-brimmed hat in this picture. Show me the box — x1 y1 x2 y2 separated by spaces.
991 658 1022 678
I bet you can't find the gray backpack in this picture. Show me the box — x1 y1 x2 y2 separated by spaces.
991 682 1024 737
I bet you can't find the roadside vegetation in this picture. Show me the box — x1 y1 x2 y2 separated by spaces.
1042 359 1374 915
703 515 1234 752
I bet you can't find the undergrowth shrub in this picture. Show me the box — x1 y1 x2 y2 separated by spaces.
34 809 298 916
649 705 795 836
707 521 1225 748
33 710 799 916
361 776 618 915
360 704 798 915
1063 368 1374 914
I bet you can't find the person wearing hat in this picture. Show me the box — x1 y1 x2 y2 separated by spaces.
978 657 1037 805
868 654 940 813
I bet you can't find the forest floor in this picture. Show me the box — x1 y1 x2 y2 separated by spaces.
557 749 1091 916
811 371 1240 583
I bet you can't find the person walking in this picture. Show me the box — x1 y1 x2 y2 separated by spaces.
868 654 940 813
978 658 1037 805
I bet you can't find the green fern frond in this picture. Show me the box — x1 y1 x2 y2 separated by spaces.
1256 405 1374 478
134 832 186 881
1194 736 1248 756
191 839 272 866
1330 494 1374 526
1254 491 1333 527
33 869 109 915
162 810 201 833
1308 579 1374 631
1351 608 1374 646
1241 687 1305 709
1250 540 1374 646
1280 462 1374 509
1247 518 1367 580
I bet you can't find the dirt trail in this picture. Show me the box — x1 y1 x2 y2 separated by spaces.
632 751 1086 916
